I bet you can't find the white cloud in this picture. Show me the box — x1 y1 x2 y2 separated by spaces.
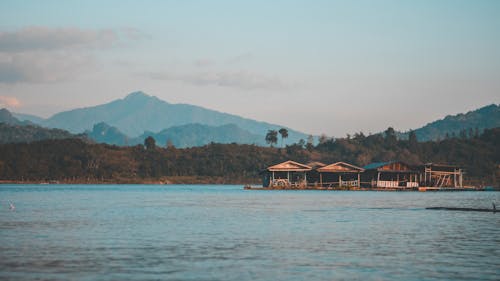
0 95 21 108
0 26 145 84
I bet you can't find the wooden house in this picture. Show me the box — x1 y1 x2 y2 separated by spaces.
421 163 463 187
305 161 327 186
316 162 365 188
362 161 419 189
263 160 312 188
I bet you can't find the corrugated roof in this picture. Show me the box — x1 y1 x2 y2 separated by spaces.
363 161 393 170
317 162 364 173
267 160 312 172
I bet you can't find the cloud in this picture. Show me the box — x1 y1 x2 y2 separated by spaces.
0 26 145 83
0 51 93 83
146 70 288 90
0 26 122 52
0 96 21 108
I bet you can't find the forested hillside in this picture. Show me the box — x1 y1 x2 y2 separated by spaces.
1 127 498 185
0 123 82 144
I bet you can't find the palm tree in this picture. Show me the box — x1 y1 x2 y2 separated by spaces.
278 128 288 147
265 130 278 147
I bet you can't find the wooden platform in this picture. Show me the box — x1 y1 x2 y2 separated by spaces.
244 185 484 191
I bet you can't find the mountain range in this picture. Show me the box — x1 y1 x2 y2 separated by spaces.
0 109 79 144
5 91 499 146
12 91 308 147
409 104 500 141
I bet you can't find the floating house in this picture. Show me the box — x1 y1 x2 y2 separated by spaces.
362 161 420 188
421 163 463 187
317 162 365 188
262 160 312 188
305 161 327 186
261 160 464 189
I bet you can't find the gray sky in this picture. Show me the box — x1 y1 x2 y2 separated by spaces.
0 0 499 136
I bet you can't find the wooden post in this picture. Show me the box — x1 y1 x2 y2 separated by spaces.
459 169 463 187
424 167 427 185
339 174 342 188
377 172 380 187
357 173 361 188
304 172 307 186
320 173 323 187
453 169 457 187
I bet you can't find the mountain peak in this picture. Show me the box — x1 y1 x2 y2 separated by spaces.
124 91 151 100
0 108 22 125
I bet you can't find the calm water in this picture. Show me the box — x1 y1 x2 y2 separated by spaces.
0 185 499 281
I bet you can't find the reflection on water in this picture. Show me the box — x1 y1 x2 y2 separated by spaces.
1 185 499 281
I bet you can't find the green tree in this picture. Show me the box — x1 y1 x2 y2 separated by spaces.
408 130 418 152
144 136 156 150
384 127 397 147
318 134 329 144
306 134 314 151
278 128 289 147
265 130 278 147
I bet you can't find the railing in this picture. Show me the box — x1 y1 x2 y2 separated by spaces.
376 180 419 188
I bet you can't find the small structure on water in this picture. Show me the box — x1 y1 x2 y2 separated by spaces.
362 161 420 189
421 163 463 188
258 160 466 190
317 162 364 188
262 160 311 188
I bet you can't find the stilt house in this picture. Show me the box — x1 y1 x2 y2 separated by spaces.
316 162 364 188
362 161 419 189
263 160 311 188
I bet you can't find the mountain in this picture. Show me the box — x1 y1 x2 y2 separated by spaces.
0 108 26 125
409 104 500 141
12 112 46 124
85 122 130 146
0 123 79 144
37 91 309 145
0 108 83 144
138 123 265 148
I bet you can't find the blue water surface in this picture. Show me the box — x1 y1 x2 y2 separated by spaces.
0 185 499 281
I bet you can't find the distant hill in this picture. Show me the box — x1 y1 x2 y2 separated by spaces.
0 123 79 144
32 91 309 145
137 123 265 148
0 108 82 144
85 122 130 146
407 104 500 141
85 122 265 148
12 112 46 124
0 108 29 125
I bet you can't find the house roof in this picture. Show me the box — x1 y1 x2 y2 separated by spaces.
267 160 312 172
424 163 460 168
317 162 364 173
363 161 417 172
363 161 393 170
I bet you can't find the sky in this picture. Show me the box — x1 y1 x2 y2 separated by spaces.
0 0 499 136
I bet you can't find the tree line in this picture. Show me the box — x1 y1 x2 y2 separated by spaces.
0 127 498 186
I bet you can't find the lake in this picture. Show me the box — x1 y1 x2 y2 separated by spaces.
0 185 499 281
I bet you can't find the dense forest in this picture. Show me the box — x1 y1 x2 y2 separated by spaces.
0 127 498 186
